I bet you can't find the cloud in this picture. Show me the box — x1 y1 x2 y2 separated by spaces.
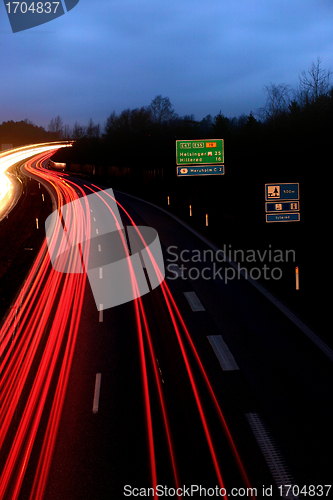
0 0 333 127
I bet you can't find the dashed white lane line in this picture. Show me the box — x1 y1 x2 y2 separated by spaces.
99 267 103 279
96 228 99 235
92 373 102 414
184 291 205 311
98 244 101 252
207 335 239 371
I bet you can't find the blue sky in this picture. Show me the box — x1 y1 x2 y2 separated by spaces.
1 0 333 131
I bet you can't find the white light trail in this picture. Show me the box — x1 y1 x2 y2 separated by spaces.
0 142 72 210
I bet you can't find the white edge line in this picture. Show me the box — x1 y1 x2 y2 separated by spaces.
245 413 298 499
114 190 333 363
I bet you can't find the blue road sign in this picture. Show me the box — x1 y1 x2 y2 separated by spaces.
265 201 299 213
177 165 224 176
266 213 300 223
265 183 299 201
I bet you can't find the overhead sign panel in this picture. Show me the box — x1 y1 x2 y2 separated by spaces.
265 183 299 201
176 139 224 166
177 165 224 177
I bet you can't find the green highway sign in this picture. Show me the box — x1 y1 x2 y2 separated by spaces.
176 139 224 166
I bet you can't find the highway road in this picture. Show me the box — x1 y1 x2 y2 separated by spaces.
0 152 332 500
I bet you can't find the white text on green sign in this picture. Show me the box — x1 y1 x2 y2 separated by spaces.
176 139 224 166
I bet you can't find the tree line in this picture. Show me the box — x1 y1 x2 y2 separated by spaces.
0 119 55 148
1 58 332 178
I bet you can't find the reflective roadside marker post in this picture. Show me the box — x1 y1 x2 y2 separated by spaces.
36 218 39 229
295 267 299 290
206 214 208 226
167 196 170 205
189 205 192 216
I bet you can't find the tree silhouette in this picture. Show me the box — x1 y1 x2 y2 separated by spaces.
48 115 64 138
259 83 292 121
149 95 175 125
297 57 332 105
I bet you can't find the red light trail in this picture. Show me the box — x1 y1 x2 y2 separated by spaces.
0 151 89 500
87 184 255 499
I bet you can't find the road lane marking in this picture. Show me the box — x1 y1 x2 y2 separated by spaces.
99 267 103 279
184 291 205 311
207 335 239 371
92 373 102 414
98 244 101 252
245 413 298 499
96 228 99 235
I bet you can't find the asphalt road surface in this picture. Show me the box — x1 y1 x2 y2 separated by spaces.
0 156 332 500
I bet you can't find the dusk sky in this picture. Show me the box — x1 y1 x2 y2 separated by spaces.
1 0 333 131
